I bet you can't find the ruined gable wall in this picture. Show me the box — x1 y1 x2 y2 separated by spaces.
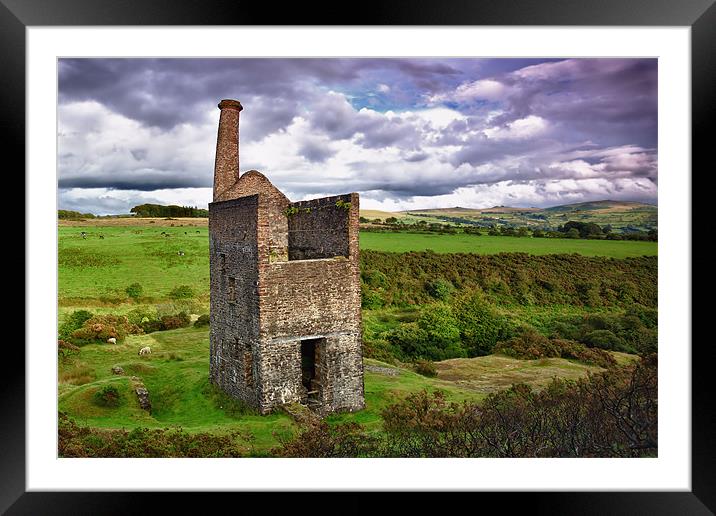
223 171 290 262
287 194 352 260
208 195 261 407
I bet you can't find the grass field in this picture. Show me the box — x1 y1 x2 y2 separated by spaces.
58 325 619 452
359 231 657 258
58 223 657 302
57 218 646 455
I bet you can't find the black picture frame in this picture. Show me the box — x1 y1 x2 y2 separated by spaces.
6 0 711 512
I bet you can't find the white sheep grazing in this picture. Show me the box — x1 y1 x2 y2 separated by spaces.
107 337 117 344
138 346 151 356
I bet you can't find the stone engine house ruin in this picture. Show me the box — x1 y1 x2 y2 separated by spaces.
208 99 365 415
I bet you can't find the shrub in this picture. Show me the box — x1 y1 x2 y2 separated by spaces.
362 338 399 364
582 329 628 351
69 314 142 345
494 327 560 359
414 359 437 377
361 269 388 288
417 303 460 347
160 312 191 330
361 283 384 309
58 310 94 340
58 339 80 359
425 278 455 301
93 385 122 408
359 251 657 309
379 354 657 458
194 314 210 327
125 282 144 300
126 306 158 326
141 319 165 333
552 339 617 368
58 413 251 458
169 285 195 299
273 421 380 458
453 292 509 356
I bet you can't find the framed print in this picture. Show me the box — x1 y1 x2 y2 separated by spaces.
6 0 713 512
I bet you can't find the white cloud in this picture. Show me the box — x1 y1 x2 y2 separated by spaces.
429 79 509 103
484 115 549 140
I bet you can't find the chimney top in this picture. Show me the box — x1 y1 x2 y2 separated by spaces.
218 99 243 111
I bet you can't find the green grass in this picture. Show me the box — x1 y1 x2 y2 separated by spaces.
57 221 645 455
58 224 656 303
359 232 657 258
58 325 623 452
58 225 210 301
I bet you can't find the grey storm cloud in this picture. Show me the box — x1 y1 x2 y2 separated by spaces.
58 57 658 214
298 139 336 163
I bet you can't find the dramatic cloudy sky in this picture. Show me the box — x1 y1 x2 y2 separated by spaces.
58 58 657 215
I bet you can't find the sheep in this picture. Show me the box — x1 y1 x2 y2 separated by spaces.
107 337 117 344
138 346 151 356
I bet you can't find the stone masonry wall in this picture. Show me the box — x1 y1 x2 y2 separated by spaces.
255 192 364 413
224 171 290 262
208 195 260 408
287 194 352 260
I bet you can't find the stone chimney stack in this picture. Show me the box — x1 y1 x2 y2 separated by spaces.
213 99 243 201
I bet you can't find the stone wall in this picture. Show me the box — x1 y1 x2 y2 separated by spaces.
287 194 352 260
255 191 364 413
222 170 290 262
208 195 260 407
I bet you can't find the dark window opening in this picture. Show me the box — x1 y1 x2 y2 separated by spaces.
301 338 323 395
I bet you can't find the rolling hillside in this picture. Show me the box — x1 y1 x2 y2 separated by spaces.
359 200 657 233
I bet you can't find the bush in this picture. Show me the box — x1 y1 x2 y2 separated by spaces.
58 339 80 359
361 283 385 309
417 303 460 347
58 310 94 340
494 327 560 359
194 314 210 327
58 413 251 457
126 306 158 326
384 312 466 361
552 339 617 368
362 269 388 288
379 354 657 458
359 250 657 309
425 278 455 301
160 312 191 330
69 314 142 345
582 329 628 351
414 359 437 377
141 319 165 333
453 292 509 356
169 285 195 299
362 338 399 364
93 385 122 408
125 282 144 300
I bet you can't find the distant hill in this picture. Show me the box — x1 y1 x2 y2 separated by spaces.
542 200 656 213
358 200 657 233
